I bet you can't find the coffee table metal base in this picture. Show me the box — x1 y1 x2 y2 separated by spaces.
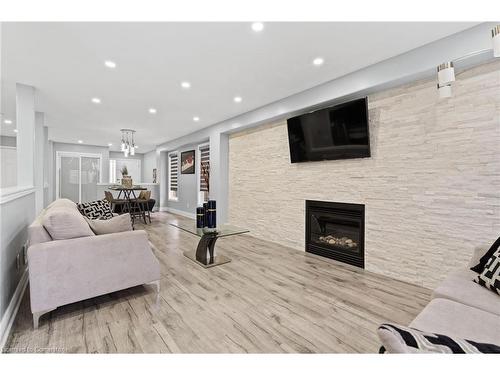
183 251 231 268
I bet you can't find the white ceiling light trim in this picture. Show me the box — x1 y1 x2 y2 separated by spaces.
104 60 116 69
251 22 264 32
233 96 242 103
13 129 18 133
193 116 200 122
91 97 101 104
313 57 324 66
78 140 83 144
3 119 12 124
181 81 191 89
149 108 157 114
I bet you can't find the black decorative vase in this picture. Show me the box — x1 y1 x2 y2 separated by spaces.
196 207 205 228
203 203 209 228
207 200 216 229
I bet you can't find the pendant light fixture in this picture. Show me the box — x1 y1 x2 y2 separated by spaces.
120 129 136 157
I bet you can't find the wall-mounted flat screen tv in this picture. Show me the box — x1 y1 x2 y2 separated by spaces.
287 97 370 163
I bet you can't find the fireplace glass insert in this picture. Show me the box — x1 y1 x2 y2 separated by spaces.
305 200 365 268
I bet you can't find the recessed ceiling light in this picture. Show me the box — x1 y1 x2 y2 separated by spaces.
233 96 242 103
91 97 101 104
13 129 18 133
149 108 157 114
104 60 116 69
313 57 324 66
78 140 83 144
193 116 200 122
181 81 191 89
4 119 12 124
135 145 139 149
251 22 264 32
108 143 113 147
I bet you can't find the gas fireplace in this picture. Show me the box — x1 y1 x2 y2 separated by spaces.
305 200 365 268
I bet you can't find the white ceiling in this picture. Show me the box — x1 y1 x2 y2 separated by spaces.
1 22 478 152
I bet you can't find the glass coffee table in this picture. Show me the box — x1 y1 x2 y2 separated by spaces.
170 223 249 268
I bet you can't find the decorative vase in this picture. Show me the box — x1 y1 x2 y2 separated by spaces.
196 207 205 228
207 200 216 229
203 203 208 227
121 176 133 188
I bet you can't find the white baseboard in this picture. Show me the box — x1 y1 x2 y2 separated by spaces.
161 206 196 219
0 268 28 350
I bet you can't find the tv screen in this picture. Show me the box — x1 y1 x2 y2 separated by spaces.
287 98 370 163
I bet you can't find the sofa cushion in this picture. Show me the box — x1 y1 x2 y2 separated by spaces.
432 268 500 316
46 198 77 210
28 215 53 246
410 298 500 345
474 247 500 295
471 236 500 273
42 207 95 240
77 199 113 220
378 323 500 353
85 214 132 235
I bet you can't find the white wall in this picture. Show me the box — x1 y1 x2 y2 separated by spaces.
0 81 41 348
0 137 17 189
142 150 157 183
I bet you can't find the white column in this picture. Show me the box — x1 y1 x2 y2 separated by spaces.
16 83 36 188
34 112 45 213
209 131 229 225
158 150 168 210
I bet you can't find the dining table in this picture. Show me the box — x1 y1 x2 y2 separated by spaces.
108 185 148 225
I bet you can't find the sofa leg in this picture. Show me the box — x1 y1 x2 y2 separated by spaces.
147 280 160 305
33 309 54 329
149 280 160 294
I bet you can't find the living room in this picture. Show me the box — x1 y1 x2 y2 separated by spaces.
0 1 499 373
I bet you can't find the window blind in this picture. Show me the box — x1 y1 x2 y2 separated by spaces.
169 153 178 191
199 145 210 192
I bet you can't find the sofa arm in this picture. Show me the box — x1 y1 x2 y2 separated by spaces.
27 230 160 314
468 245 490 269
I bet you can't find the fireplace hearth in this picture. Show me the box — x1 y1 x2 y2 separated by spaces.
305 200 365 268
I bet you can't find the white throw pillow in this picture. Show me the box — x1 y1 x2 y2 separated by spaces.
42 207 95 240
85 214 133 235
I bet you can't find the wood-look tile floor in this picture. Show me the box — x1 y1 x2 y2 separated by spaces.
5 212 431 353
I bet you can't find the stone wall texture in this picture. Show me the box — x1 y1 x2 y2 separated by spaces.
228 61 500 289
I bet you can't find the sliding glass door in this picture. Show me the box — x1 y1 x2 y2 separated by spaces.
57 152 102 203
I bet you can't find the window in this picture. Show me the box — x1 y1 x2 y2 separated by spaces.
198 144 210 204
168 152 178 201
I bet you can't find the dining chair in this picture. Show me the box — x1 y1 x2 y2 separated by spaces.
136 190 152 224
104 191 127 214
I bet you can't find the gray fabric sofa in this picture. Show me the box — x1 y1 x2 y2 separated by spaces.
395 245 500 349
27 199 161 329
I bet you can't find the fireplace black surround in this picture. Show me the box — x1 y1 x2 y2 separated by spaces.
305 200 365 268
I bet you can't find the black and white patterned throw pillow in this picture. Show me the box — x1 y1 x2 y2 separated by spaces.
77 199 113 220
378 323 500 354
474 246 500 295
471 236 500 273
